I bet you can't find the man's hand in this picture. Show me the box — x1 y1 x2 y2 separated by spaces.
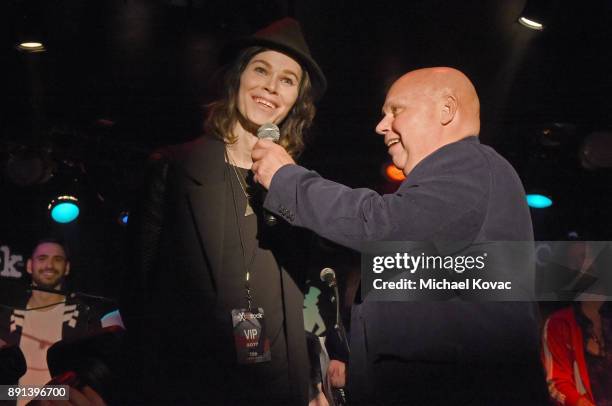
308 383 330 406
251 139 295 189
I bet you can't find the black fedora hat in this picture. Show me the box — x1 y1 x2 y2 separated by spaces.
223 17 327 100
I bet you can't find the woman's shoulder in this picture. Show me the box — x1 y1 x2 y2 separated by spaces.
145 134 226 186
148 134 222 163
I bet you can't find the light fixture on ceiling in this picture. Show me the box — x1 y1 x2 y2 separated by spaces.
4 146 55 187
14 3 47 53
118 210 130 226
579 130 612 169
526 194 553 209
518 0 548 31
48 195 80 224
17 41 46 53
518 17 543 31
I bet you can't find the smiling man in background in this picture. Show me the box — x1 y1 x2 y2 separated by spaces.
0 238 122 405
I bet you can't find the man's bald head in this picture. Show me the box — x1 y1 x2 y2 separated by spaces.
392 67 480 138
376 67 481 175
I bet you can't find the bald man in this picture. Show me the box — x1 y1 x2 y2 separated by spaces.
252 68 547 405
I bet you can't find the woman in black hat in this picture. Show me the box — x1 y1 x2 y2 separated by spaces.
123 18 326 405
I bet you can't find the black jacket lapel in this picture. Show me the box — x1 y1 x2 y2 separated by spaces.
181 136 227 289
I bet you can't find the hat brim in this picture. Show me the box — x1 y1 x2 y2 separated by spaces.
221 37 327 101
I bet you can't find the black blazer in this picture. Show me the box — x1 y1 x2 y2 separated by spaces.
122 135 311 405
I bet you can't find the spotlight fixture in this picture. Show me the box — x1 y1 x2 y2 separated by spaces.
526 194 553 209
567 231 579 240
517 0 549 31
15 3 47 53
518 17 543 31
48 195 80 224
579 131 612 169
384 163 406 182
118 210 129 226
16 41 46 53
4 146 55 187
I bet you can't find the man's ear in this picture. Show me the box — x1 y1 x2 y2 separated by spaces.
65 261 71 276
440 95 457 126
26 259 33 275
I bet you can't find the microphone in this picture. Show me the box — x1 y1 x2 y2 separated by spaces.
320 267 351 358
320 267 337 288
257 122 280 143
257 123 280 226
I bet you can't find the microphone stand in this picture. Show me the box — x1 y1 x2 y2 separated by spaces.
328 280 350 356
326 276 349 406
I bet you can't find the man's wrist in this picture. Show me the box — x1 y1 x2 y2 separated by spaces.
268 163 299 193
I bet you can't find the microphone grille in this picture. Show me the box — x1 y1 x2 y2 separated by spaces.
257 123 280 142
320 267 336 282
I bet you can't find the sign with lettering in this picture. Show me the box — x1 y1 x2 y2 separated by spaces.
0 245 24 279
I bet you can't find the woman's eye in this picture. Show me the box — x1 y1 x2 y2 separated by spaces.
254 66 267 74
281 77 294 86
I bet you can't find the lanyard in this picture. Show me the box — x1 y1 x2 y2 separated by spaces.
224 148 258 310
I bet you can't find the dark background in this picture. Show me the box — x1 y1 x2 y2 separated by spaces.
1 0 611 300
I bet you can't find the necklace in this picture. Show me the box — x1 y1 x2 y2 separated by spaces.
225 147 254 216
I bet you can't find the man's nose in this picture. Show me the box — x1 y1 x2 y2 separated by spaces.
375 115 390 135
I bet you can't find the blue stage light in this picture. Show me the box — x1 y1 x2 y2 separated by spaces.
117 210 130 226
526 194 553 208
48 196 80 223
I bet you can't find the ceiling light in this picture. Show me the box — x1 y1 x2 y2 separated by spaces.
518 0 549 31
118 210 129 226
17 42 46 53
48 195 80 224
518 17 543 31
526 194 552 209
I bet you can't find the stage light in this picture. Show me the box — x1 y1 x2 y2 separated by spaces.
48 196 80 223
4 146 55 187
17 42 46 52
567 231 579 240
384 164 406 182
579 130 612 169
526 194 552 209
118 211 129 226
518 0 548 31
518 17 543 31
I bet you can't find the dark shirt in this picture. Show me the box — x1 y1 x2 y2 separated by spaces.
222 164 290 402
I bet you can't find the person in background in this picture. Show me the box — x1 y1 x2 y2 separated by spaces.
0 238 122 406
543 301 612 406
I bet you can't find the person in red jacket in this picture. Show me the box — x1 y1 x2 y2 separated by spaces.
542 301 612 406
